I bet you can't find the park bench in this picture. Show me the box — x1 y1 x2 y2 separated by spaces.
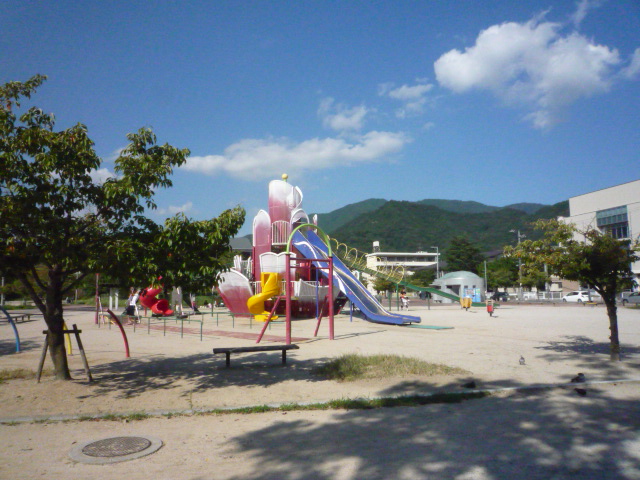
213 344 299 368
3 313 31 323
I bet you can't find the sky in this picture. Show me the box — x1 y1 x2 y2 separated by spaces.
2 0 639 236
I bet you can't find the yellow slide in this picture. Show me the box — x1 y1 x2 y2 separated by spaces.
247 272 282 322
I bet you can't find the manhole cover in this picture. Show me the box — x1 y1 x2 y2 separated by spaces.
83 436 151 457
70 436 163 464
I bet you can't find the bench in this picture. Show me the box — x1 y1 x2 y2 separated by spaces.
213 344 299 368
4 313 31 323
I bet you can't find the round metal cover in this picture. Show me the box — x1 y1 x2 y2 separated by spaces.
70 435 163 464
83 436 151 457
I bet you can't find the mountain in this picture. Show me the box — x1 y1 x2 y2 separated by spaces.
320 199 569 254
504 202 547 214
312 198 387 233
416 199 500 214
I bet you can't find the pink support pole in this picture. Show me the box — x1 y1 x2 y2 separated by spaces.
256 297 281 344
328 256 334 340
106 309 130 358
285 252 292 345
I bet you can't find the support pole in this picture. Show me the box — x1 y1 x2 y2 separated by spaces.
285 252 292 344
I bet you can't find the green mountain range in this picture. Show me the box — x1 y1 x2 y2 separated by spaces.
312 198 569 254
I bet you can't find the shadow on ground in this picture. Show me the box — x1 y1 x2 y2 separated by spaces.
198 382 640 480
83 353 336 400
0 339 40 356
535 335 640 376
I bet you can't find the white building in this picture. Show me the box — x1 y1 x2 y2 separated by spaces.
364 241 439 294
562 179 640 283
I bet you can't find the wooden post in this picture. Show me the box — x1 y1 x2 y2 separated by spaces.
37 327 93 383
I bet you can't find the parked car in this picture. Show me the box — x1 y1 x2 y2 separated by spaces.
490 291 509 302
562 291 600 303
622 292 640 306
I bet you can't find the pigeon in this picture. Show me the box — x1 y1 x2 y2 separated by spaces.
571 373 586 383
461 381 477 389
519 356 526 365
574 388 587 397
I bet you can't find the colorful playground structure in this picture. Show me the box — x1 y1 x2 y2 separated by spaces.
139 286 174 316
217 176 423 343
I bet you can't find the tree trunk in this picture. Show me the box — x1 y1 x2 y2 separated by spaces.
604 296 621 361
44 268 72 380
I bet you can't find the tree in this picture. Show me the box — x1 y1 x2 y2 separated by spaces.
486 257 518 290
444 236 484 273
507 219 639 361
408 268 435 287
372 276 395 295
1 75 245 379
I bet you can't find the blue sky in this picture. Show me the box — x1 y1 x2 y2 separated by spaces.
2 1 639 235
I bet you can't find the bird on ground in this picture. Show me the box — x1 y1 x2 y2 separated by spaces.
574 388 587 397
571 373 586 383
519 356 526 365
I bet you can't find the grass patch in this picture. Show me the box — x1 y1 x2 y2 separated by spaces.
314 354 468 382
2 391 489 425
0 368 53 383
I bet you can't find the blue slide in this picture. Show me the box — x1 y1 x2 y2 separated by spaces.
292 230 420 325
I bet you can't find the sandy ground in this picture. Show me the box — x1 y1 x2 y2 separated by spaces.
1 302 639 479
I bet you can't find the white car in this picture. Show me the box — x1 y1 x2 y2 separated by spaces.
562 291 599 303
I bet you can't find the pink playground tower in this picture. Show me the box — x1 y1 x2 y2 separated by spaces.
216 175 346 328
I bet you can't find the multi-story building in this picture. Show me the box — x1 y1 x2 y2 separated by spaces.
561 179 640 285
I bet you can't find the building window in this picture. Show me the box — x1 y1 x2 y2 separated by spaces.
597 206 629 239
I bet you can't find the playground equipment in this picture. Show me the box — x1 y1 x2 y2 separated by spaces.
218 177 424 333
247 272 281 321
0 306 21 353
218 177 346 324
140 287 174 316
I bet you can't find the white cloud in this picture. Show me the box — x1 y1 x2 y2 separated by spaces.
318 97 369 132
380 81 434 118
90 168 116 184
183 131 411 180
621 48 640 80
434 18 623 128
570 0 602 28
388 83 433 101
157 201 193 216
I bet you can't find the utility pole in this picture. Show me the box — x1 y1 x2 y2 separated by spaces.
431 246 439 279
510 230 526 301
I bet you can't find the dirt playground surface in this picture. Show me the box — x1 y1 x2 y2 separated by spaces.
1 303 639 479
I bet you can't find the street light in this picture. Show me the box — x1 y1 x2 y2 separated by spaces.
431 246 439 279
510 230 526 301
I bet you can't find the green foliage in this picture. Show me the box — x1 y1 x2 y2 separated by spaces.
314 354 468 382
328 200 568 254
444 236 485 273
486 257 518 289
372 276 395 293
507 219 639 360
408 269 436 287
0 75 245 378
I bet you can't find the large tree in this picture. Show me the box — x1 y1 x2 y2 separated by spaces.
1 75 245 379
486 256 518 290
444 235 485 274
507 219 639 361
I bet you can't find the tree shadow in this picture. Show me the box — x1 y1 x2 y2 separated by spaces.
81 353 336 400
0 339 40 356
189 381 640 480
534 335 640 376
